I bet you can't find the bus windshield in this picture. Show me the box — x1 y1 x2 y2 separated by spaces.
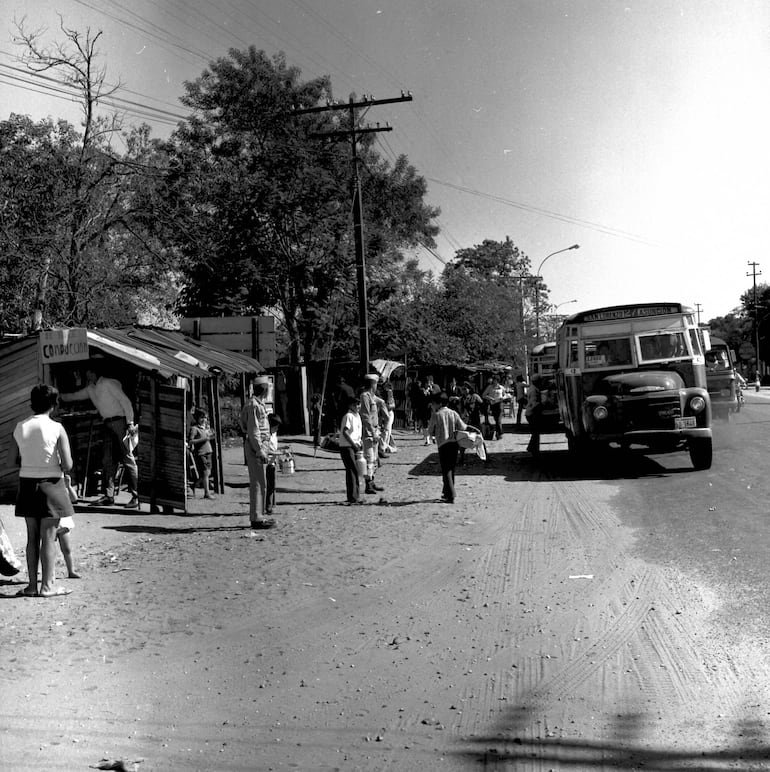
638 331 688 362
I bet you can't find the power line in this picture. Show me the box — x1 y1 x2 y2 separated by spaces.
426 177 667 247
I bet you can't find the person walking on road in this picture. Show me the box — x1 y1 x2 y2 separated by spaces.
239 375 276 530
427 391 467 504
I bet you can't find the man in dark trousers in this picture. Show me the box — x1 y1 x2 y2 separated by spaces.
60 364 139 508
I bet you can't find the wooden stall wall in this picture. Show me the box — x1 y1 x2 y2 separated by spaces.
136 379 187 513
0 337 42 502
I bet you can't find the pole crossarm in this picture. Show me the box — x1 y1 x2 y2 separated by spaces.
290 93 413 115
311 125 392 141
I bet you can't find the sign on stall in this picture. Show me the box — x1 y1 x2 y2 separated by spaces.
39 328 89 364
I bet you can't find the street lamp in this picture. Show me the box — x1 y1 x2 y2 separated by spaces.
535 244 580 342
552 299 578 314
544 299 577 340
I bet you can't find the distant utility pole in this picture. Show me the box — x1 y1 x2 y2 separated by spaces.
291 92 413 373
695 303 703 325
747 260 762 374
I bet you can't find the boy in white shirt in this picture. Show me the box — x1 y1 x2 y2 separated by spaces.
338 396 364 504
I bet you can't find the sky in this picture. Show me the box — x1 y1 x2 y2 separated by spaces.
2 0 770 323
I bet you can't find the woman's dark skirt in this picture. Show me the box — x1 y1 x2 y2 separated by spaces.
15 477 75 520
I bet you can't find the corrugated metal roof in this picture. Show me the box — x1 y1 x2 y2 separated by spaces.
88 328 209 379
125 328 264 375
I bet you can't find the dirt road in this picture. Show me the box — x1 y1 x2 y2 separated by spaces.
2 423 769 771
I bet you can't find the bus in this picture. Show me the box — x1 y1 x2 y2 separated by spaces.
555 302 712 469
528 342 560 427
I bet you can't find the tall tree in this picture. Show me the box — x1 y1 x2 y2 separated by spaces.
3 19 176 331
161 47 439 365
436 238 535 366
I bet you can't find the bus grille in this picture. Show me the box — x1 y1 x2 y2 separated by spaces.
616 395 682 430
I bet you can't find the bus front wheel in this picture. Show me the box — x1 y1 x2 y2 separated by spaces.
689 437 712 470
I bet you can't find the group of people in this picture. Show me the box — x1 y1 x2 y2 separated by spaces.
407 373 540 444
8 365 143 597
334 373 395 504
7 367 545 594
332 370 547 508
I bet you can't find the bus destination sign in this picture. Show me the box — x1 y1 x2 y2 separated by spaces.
582 305 681 323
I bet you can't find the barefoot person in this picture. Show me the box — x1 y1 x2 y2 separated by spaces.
56 515 80 579
9 384 76 597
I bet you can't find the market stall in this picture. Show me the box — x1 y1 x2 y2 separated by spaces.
0 327 265 513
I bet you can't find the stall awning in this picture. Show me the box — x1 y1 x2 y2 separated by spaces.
123 328 264 375
87 329 209 380
371 359 406 382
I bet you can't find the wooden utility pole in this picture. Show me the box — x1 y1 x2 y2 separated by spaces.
292 92 413 373
748 261 762 376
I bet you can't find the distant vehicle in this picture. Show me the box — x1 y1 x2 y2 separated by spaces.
555 302 712 470
704 335 739 420
528 341 560 428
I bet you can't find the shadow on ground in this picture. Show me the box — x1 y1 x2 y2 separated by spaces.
407 445 695 482
454 704 770 770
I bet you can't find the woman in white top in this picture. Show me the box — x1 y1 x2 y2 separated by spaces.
10 384 75 597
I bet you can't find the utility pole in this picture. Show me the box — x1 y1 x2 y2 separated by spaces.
291 92 413 373
694 303 703 325
748 261 762 378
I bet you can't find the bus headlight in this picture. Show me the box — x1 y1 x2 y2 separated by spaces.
593 405 609 421
689 396 706 413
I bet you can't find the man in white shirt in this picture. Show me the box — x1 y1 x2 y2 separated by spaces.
60 365 139 508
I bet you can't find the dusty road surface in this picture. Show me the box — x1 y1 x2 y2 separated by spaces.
2 415 769 771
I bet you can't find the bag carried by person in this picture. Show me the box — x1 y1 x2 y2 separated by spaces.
0 517 21 576
455 429 480 449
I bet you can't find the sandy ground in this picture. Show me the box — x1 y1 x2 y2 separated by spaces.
1 421 769 771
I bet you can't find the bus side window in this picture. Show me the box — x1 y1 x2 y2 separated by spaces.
569 340 579 366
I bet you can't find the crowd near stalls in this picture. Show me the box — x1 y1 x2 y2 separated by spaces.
0 327 265 513
305 359 523 440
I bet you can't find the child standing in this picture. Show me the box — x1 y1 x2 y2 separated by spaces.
338 396 364 505
56 516 80 579
188 408 214 498
265 413 282 515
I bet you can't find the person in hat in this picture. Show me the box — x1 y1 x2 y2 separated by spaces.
359 374 384 495
238 374 276 529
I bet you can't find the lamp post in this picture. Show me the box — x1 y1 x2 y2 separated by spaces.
544 299 577 341
553 299 578 313
534 244 580 343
